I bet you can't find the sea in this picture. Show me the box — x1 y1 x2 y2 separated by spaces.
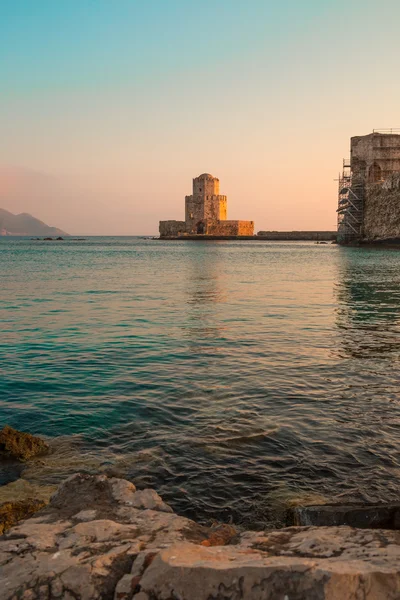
1 237 400 528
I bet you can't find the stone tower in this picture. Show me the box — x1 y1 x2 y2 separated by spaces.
337 131 400 243
351 132 400 182
185 174 227 234
159 173 254 237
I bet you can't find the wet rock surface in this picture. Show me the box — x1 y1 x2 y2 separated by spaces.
0 426 49 462
293 502 400 529
0 474 400 599
0 479 57 505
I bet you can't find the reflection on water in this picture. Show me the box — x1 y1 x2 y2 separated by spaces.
1 238 400 528
336 248 400 358
184 242 227 341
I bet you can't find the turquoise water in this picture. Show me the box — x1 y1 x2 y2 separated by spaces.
1 237 400 526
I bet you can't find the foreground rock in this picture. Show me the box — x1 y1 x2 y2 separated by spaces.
0 474 400 599
139 532 400 599
0 474 208 600
0 426 49 461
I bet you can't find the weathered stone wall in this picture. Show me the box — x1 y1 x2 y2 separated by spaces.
185 196 203 233
204 195 227 222
208 220 254 236
218 196 227 220
351 133 400 182
185 194 227 233
159 220 186 237
363 174 400 241
237 220 254 235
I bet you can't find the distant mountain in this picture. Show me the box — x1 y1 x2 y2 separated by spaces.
0 208 68 237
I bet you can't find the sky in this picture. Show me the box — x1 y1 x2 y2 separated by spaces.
1 0 400 235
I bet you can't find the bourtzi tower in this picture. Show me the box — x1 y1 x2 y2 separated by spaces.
159 173 254 237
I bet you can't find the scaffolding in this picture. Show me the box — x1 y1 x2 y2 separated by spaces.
336 159 364 244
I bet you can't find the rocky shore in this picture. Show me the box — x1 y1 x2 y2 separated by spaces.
1 427 400 599
0 473 400 599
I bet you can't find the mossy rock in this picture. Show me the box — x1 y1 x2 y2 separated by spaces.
0 499 46 534
0 426 49 461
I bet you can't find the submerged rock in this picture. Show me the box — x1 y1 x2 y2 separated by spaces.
1 473 400 599
0 425 49 461
0 478 57 505
0 461 22 487
20 436 104 484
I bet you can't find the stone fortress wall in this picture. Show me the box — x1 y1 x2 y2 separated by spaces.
364 173 400 241
160 173 253 237
351 132 400 242
159 220 186 237
209 219 254 236
351 133 400 182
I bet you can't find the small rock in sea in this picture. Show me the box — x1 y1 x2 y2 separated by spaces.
56 236 64 240
0 425 49 461
0 499 46 534
43 237 53 241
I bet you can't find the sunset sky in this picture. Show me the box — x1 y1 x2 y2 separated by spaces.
1 0 399 235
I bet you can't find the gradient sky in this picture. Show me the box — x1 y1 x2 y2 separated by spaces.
1 0 400 235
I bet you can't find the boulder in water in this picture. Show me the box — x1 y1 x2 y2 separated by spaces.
0 425 49 461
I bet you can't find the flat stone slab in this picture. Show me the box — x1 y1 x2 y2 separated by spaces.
140 532 400 600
